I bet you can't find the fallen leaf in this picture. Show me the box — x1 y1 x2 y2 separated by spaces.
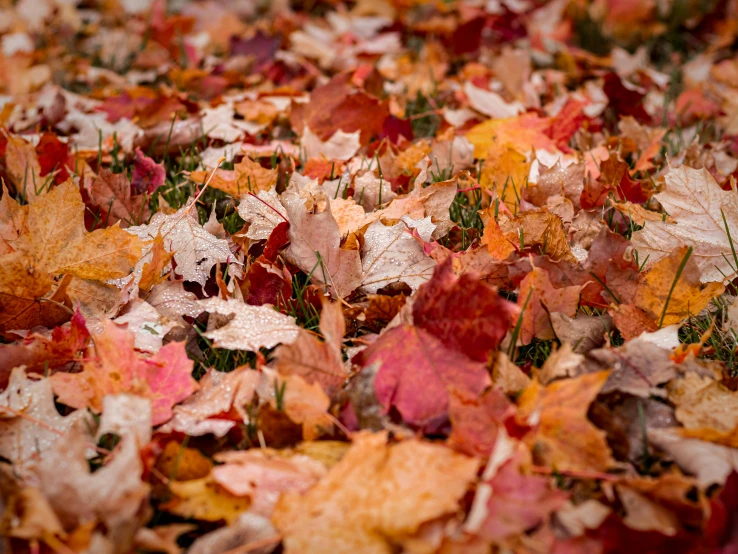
51 321 197 425
0 368 92 473
160 366 262 437
35 429 150 536
668 372 738 433
648 429 738 486
273 301 347 397
448 388 512 458
273 431 479 554
500 211 575 262
127 202 233 287
412 259 517 361
465 436 568 541
88 169 150 228
282 185 362 298
211 449 325 516
518 371 615 472
162 475 251 524
517 266 583 345
355 325 491 431
634 246 724 326
198 297 300 351
237 188 288 241
360 216 437 293
631 166 738 283
131 147 165 193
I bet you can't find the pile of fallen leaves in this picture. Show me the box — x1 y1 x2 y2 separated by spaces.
3 0 738 552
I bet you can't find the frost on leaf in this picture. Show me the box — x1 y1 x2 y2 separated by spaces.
359 216 437 293
0 367 92 474
127 202 233 287
198 297 300 351
237 188 287 240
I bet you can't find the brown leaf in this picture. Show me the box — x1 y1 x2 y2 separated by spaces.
89 169 150 228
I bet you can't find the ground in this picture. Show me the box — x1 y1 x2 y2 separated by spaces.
2 0 738 553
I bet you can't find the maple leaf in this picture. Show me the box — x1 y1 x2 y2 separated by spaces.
517 266 583 345
131 147 165 193
0 181 146 331
162 475 251 524
465 435 568 541
273 301 347 397
160 366 261 437
648 429 738 487
193 156 278 197
0 367 92 473
517 371 615 472
668 372 738 434
500 211 576 262
51 321 197 425
634 246 724 326
12 179 148 280
359 216 437 293
355 325 491 431
211 449 325 517
198 297 300 351
5 134 43 202
465 113 557 158
480 143 530 212
375 169 458 240
290 74 389 145
273 431 479 554
0 310 89 386
126 202 232 287
35 429 150 535
237 188 288 240
89 168 150 227
448 388 512 458
282 186 362 298
412 259 518 361
631 165 738 283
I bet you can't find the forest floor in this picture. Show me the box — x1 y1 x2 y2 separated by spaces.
2 0 738 553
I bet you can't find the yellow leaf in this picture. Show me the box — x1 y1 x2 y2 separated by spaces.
162 476 251 524
480 144 529 211
635 246 725 326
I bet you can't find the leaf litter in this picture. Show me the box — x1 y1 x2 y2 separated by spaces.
4 1 738 553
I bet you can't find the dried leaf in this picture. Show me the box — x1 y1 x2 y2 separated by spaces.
518 371 615 472
198 298 300 351
127 203 232 287
631 166 738 283
634 246 724 326
273 431 479 554
355 325 491 431
360 216 437 293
